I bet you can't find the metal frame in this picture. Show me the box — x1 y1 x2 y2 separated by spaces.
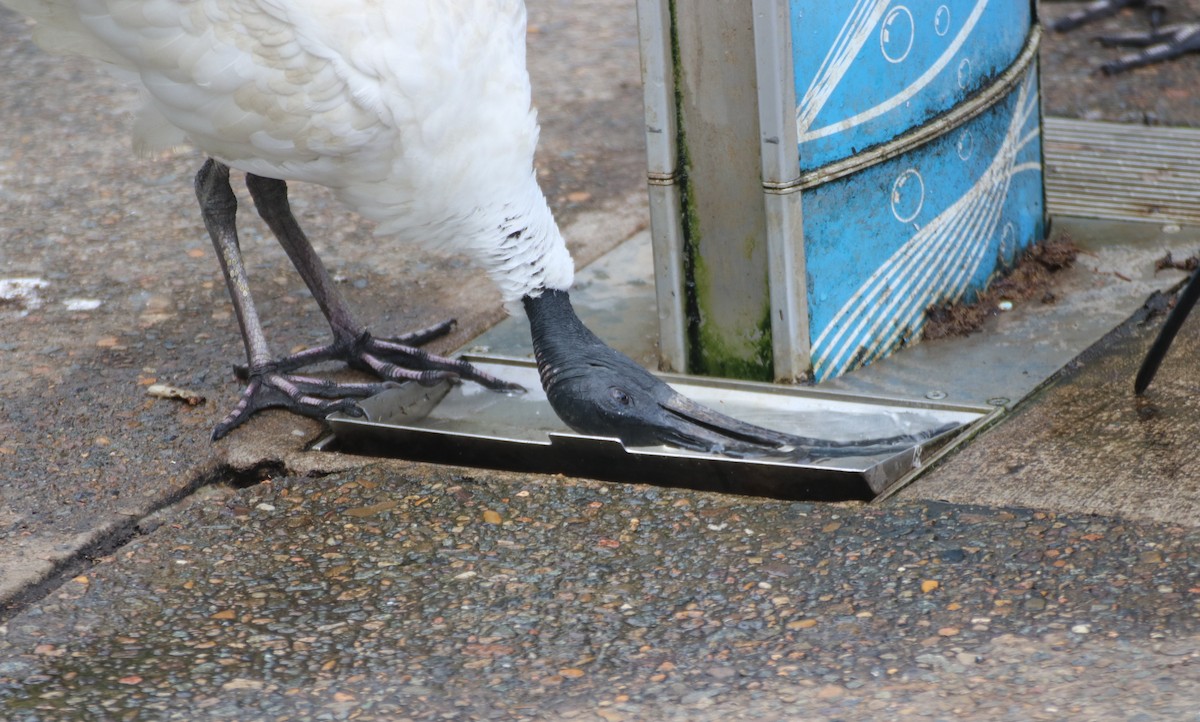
636 0 688 372
637 1 1041 383
325 356 992 501
752 0 811 382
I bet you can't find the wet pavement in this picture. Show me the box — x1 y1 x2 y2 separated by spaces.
907 294 1200 524
2 467 1199 720
0 0 648 604
2 1 1200 720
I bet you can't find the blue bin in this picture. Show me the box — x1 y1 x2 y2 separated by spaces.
793 1 1044 380
793 1 1036 170
638 0 1045 383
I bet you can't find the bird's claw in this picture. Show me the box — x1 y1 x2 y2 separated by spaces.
216 317 526 438
211 370 391 440
232 323 524 393
213 320 527 438
349 333 524 392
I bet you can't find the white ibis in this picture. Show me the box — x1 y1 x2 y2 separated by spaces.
3 0 930 458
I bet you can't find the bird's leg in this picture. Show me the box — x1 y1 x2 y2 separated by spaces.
243 173 522 391
196 159 378 440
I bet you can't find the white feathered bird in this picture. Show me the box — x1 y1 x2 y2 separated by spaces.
3 0 927 458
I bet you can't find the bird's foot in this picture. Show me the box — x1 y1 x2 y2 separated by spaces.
214 320 524 439
234 319 525 393
212 367 393 440
341 330 524 392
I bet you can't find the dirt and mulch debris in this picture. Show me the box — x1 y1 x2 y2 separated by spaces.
1148 251 1200 318
1155 251 1200 273
922 236 1081 341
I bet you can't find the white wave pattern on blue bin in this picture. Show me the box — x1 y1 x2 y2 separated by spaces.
796 0 892 140
796 0 989 145
810 72 1041 382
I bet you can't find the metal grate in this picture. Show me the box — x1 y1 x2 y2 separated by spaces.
1044 116 1200 225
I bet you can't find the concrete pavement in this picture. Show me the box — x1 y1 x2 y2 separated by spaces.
2 1 1200 719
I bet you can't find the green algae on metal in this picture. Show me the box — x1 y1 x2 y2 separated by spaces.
687 248 774 381
668 0 774 383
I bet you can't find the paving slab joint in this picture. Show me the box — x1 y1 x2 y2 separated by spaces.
1 460 258 623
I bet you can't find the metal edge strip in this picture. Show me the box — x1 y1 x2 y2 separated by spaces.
647 182 690 371
751 0 801 186
636 0 679 178
458 353 995 415
870 404 1006 503
751 0 811 382
788 23 1044 193
635 0 689 371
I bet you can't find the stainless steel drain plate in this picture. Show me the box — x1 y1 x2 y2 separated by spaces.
326 356 993 501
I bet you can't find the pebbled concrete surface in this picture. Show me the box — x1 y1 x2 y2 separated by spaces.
2 467 1198 720
1 1 1200 720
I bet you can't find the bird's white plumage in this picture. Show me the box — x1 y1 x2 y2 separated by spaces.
3 0 574 301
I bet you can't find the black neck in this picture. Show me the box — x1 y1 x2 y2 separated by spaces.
523 289 598 346
523 289 608 381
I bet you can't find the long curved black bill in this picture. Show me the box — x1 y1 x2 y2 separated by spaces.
526 288 958 460
656 390 957 461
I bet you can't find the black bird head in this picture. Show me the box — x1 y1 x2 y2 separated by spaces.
523 290 945 459
524 289 788 454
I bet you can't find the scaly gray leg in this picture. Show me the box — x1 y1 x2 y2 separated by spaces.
195 159 380 439
242 172 522 391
